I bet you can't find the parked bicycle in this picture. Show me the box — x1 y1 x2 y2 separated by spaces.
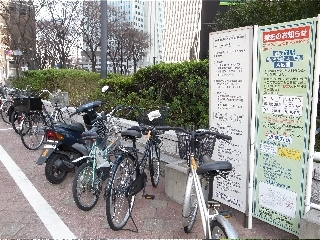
19 89 74 150
104 106 169 231
155 126 238 239
72 103 133 211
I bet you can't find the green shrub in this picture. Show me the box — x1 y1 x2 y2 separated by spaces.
12 69 101 106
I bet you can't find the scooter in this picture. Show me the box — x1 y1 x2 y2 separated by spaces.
36 86 109 184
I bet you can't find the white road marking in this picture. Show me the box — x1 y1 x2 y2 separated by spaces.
0 145 76 239
0 128 13 130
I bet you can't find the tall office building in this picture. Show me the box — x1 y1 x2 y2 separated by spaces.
162 0 230 62
162 0 202 63
108 0 163 67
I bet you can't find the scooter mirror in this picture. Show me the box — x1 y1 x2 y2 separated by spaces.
102 85 109 93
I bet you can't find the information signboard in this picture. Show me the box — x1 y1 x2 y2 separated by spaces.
209 26 253 213
253 18 316 235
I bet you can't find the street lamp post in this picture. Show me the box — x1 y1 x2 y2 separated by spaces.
101 0 108 79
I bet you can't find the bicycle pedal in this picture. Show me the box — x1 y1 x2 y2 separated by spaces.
218 210 233 218
144 194 155 200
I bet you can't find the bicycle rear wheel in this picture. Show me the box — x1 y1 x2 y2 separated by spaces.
106 154 136 231
20 112 45 150
1 100 13 123
182 171 198 233
210 221 228 239
72 162 101 211
149 142 161 187
11 111 26 134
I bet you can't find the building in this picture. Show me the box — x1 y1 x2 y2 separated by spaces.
81 0 164 72
162 0 230 63
0 0 36 81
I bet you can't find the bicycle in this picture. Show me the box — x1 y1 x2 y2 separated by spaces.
104 106 169 231
155 125 238 239
19 89 74 150
72 105 132 211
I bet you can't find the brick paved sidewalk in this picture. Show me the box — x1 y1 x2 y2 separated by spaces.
0 119 298 239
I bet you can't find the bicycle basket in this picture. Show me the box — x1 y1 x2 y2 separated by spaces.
13 97 42 112
49 92 69 108
92 118 107 138
176 130 216 161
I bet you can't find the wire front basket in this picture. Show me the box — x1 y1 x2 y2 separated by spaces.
176 129 216 161
49 92 69 108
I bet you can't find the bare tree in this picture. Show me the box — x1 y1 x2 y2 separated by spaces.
37 0 82 69
108 19 150 74
126 27 150 73
79 1 125 72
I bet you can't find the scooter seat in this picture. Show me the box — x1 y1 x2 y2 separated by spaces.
121 129 142 139
55 123 85 133
82 131 98 139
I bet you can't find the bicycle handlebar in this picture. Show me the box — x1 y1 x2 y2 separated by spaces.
154 126 232 141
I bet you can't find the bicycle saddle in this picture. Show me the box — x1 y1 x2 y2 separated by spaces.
196 155 232 175
121 126 142 139
55 122 86 133
82 130 98 139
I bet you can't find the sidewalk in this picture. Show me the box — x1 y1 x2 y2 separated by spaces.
0 120 298 239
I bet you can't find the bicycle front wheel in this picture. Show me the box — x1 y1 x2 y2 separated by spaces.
182 171 198 233
210 221 228 239
149 142 161 187
72 162 100 211
20 113 45 150
106 154 136 231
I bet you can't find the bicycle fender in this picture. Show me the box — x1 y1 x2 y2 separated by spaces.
71 142 89 156
214 215 238 239
37 148 55 165
72 156 91 163
182 171 193 227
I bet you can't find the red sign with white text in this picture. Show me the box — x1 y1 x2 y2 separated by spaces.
262 26 310 43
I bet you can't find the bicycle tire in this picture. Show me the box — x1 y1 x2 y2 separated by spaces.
11 111 25 134
182 171 198 233
72 162 101 211
20 113 45 150
106 154 136 231
1 100 13 123
149 142 161 187
210 220 228 239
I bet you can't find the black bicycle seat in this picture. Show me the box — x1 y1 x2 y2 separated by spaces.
196 159 232 176
121 128 142 139
55 122 85 133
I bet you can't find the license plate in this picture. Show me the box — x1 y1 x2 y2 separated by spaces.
43 144 56 149
41 149 50 157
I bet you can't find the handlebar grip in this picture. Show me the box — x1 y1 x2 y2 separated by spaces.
216 133 232 140
154 126 172 131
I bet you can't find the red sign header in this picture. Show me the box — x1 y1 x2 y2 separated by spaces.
262 26 310 43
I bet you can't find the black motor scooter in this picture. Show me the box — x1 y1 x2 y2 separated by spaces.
37 86 109 184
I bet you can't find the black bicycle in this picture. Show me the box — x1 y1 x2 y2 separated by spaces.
104 105 169 231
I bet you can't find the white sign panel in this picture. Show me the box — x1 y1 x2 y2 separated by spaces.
209 26 253 213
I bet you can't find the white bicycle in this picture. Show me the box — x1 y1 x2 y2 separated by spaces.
155 126 238 239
